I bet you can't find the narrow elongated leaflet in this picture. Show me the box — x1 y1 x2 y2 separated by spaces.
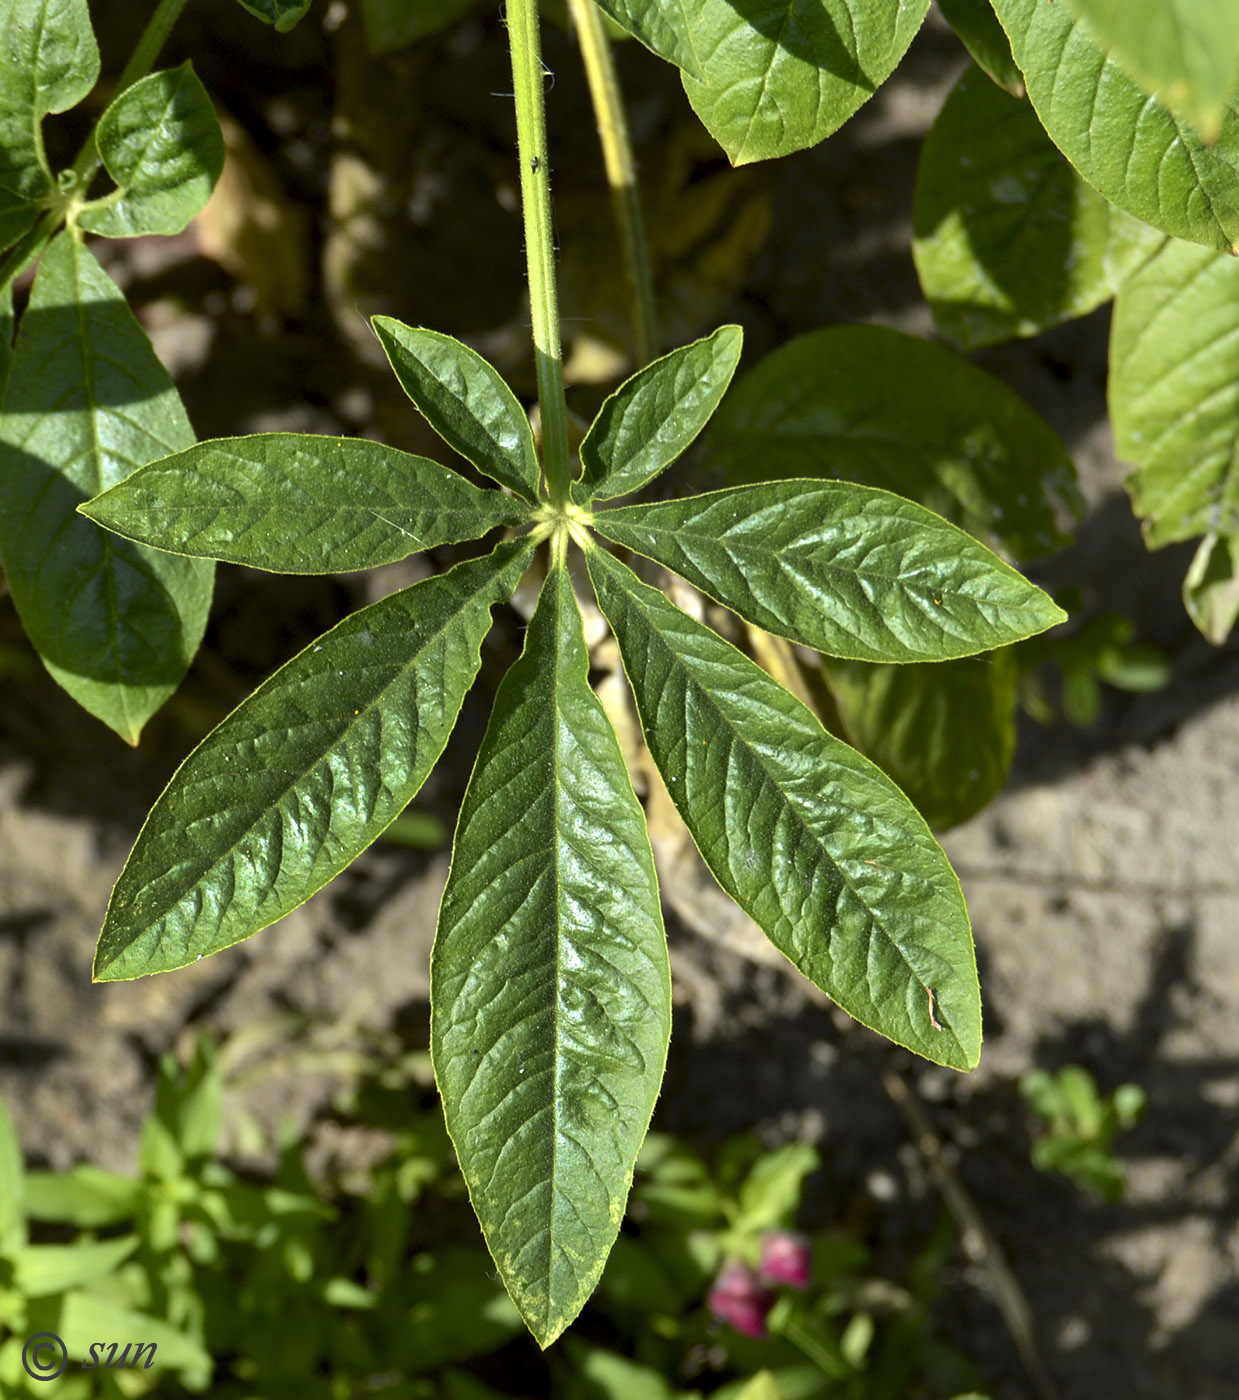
587 546 981 1070
0 1094 22 1254
80 434 529 572
433 563 670 1346
594 481 1065 663
77 64 225 240
573 325 742 505
93 539 533 981
913 63 1164 350
373 318 542 503
0 232 212 743
0 0 99 248
990 0 1239 252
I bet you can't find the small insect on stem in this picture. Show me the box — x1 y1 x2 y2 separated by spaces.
531 156 540 173
927 986 943 1032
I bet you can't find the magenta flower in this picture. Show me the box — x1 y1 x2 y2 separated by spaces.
758 1230 813 1290
707 1259 775 1338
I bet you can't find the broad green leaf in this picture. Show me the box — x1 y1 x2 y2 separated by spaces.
361 0 476 54
373 317 541 503
913 63 1164 349
0 232 212 743
1110 237 1239 548
594 481 1064 663
990 0 1239 251
573 325 743 505
93 538 532 981
81 433 528 572
704 326 1080 559
77 64 224 239
59 1292 212 1372
15 1235 138 1297
232 0 312 31
1064 0 1239 143
937 0 1024 96
0 1094 23 1253
1183 533 1239 646
433 563 670 1346
587 0 704 80
587 546 981 1071
24 1167 142 1226
678 0 931 164
821 651 1018 830
0 0 99 249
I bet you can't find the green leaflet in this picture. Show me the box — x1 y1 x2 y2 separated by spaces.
232 0 312 30
15 1235 138 1297
913 63 1164 350
1183 534 1239 646
58 1292 211 1374
704 325 1081 559
24 1167 143 1226
361 0 476 54
77 64 225 240
821 651 1018 832
0 0 99 249
93 538 532 981
373 317 542 503
990 0 1239 252
81 433 528 572
1110 238 1239 549
573 325 742 505
587 546 981 1071
433 563 670 1346
937 0 1024 96
0 1093 23 1254
1065 0 1239 143
594 481 1064 663
0 232 213 744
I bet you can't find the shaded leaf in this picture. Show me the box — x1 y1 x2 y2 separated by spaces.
93 538 532 981
433 563 670 1346
361 0 476 54
82 433 527 571
913 62 1163 349
990 0 1239 251
374 317 541 503
594 480 1064 663
77 64 225 239
0 232 212 743
587 0 705 80
587 546 981 1071
232 0 312 31
1183 533 1239 645
705 325 1081 558
574 325 742 505
937 0 1024 96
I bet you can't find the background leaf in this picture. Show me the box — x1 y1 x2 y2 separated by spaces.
990 0 1239 251
937 0 1024 96
82 433 528 571
361 0 476 55
1183 534 1239 646
913 62 1163 349
0 232 212 743
594 481 1064 663
433 563 670 1346
704 325 1081 559
588 546 981 1071
574 325 742 504
0 1094 24 1253
77 63 225 239
93 539 532 980
232 0 313 32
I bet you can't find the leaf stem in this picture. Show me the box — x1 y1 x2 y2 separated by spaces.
507 0 572 506
567 0 658 367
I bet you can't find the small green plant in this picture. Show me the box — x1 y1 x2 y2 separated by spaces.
1021 1065 1146 1202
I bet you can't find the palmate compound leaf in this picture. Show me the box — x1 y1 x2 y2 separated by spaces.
80 433 529 572
0 231 212 744
432 561 670 1346
592 481 1065 664
989 0 1239 251
586 545 981 1071
92 538 533 981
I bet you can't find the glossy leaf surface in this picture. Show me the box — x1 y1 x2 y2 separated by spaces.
77 64 225 239
588 546 981 1070
433 564 670 1345
914 63 1163 349
594 481 1064 663
232 0 311 31
0 0 99 248
81 433 527 572
705 325 1080 559
574 325 742 504
990 0 1239 251
937 0 1023 96
821 651 1018 831
93 539 532 981
0 233 212 743
374 318 541 503
1110 238 1239 548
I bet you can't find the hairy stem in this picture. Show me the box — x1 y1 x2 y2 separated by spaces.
507 0 572 506
568 0 658 366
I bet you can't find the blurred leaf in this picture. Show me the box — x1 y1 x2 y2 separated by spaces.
1184 533 1239 645
59 1291 212 1372
735 1144 819 1234
14 1236 138 1297
24 1166 142 1227
232 0 312 31
0 1095 24 1253
391 1248 524 1372
559 1338 679 1400
361 0 475 54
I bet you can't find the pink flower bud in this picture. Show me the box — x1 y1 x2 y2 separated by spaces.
758 1230 812 1290
707 1260 775 1339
